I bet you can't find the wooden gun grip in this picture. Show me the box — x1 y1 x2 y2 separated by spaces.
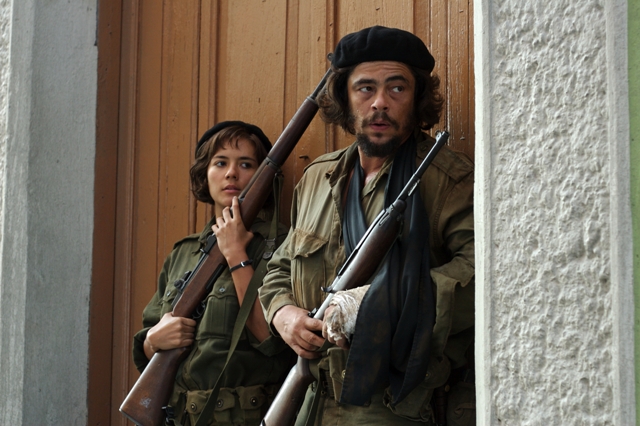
261 357 314 426
120 347 189 426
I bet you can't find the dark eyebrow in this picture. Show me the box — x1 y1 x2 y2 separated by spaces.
212 154 257 162
351 78 377 88
351 75 410 88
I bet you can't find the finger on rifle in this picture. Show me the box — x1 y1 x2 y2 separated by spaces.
178 315 197 328
222 204 232 222
302 318 325 348
292 343 323 359
230 196 241 220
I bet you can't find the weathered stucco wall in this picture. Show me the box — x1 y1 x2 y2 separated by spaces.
475 0 633 424
0 0 97 424
630 0 640 422
0 0 9 414
0 0 9 264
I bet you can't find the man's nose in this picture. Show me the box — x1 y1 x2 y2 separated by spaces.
371 91 389 111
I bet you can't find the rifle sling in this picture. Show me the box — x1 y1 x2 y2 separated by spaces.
193 176 281 426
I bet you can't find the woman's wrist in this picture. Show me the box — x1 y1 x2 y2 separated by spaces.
229 259 253 273
225 251 249 269
143 335 158 358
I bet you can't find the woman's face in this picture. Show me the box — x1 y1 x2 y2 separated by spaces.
207 138 259 217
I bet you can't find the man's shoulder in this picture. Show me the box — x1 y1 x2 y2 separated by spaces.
306 145 350 167
301 145 351 175
417 133 474 183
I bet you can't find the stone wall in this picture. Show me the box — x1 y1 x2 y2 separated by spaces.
0 0 97 424
475 0 634 424
0 0 10 270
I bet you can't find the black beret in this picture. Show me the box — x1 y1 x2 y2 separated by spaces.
331 26 435 72
195 120 272 157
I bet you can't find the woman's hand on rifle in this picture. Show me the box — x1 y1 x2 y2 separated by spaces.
143 312 197 359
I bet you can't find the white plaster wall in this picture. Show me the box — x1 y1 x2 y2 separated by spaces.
0 0 97 424
0 0 10 272
475 0 633 424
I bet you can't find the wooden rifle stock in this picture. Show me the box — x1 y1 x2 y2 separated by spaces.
260 131 450 426
120 69 331 426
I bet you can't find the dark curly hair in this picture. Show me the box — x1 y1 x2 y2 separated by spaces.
189 125 269 206
318 64 444 133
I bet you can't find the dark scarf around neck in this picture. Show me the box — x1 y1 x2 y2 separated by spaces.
339 136 435 407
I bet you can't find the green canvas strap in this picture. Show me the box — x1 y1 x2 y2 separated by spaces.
194 175 281 426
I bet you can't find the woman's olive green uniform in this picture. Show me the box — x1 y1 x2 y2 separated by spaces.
259 131 476 425
133 215 295 426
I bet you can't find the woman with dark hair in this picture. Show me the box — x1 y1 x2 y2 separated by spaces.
132 121 294 426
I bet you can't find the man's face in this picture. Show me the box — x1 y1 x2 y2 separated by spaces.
347 61 416 157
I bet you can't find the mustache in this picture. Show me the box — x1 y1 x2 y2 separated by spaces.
362 112 400 129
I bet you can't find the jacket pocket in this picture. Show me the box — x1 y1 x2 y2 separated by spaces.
289 228 328 309
196 278 240 339
184 385 274 426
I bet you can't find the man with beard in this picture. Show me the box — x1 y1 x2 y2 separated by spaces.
259 26 475 425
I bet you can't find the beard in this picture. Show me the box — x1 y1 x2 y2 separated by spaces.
356 133 403 158
352 111 412 158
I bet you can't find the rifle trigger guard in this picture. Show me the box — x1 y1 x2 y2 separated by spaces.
163 406 176 424
192 300 206 320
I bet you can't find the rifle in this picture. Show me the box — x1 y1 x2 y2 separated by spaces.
120 69 331 426
260 131 450 426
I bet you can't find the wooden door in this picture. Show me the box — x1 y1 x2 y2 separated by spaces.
90 1 474 424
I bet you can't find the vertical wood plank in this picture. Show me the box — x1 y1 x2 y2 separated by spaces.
157 0 201 258
430 0 449 142
216 0 289 223
447 0 473 157
195 0 218 233
110 0 142 423
125 0 164 409
467 0 475 159
216 0 287 128
90 0 122 423
279 0 331 222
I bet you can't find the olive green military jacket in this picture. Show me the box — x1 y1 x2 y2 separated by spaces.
259 130 475 370
133 216 294 415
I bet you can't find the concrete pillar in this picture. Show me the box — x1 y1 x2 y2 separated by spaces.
474 0 634 424
0 0 97 424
